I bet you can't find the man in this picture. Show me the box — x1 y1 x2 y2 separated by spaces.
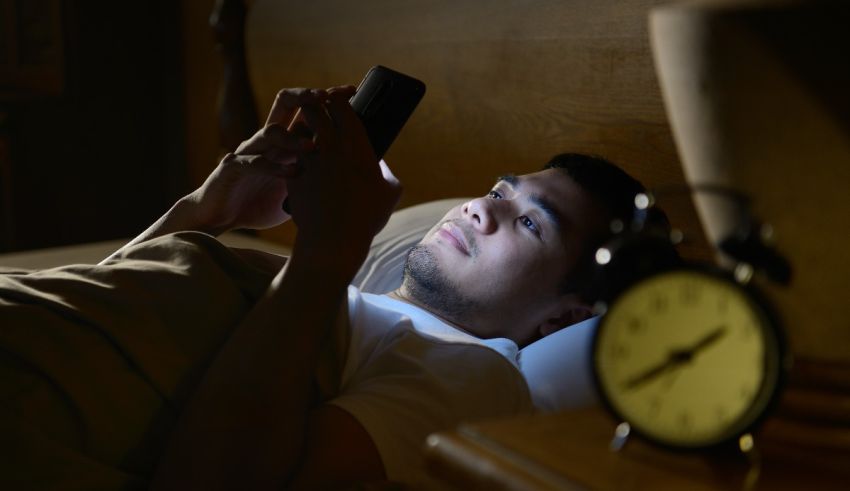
145 85 645 490
1 86 644 490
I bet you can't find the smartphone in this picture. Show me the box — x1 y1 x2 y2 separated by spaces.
282 66 425 212
349 65 426 160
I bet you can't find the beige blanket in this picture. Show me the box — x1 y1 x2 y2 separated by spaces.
0 232 276 489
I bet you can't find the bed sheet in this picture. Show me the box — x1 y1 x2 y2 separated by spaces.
0 232 277 488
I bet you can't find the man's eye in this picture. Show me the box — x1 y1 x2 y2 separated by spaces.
519 215 539 234
487 190 502 199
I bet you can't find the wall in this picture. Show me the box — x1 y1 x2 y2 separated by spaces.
181 0 221 189
1 0 187 251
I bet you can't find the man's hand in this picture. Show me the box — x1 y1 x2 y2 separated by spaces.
285 86 402 273
101 90 324 263
182 89 326 235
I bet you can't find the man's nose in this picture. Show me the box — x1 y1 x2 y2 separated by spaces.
462 198 499 234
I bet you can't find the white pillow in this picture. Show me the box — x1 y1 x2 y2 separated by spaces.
352 198 465 294
352 199 600 412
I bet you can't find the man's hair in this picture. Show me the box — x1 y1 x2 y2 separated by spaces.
543 153 647 301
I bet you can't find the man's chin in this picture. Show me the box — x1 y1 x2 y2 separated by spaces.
403 244 442 292
402 243 478 321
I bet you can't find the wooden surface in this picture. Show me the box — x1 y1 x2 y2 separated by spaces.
425 407 850 490
242 0 712 260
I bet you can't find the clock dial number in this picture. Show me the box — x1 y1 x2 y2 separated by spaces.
680 281 700 305
627 317 645 334
650 293 668 313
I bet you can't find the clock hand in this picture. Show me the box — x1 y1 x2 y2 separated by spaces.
623 326 727 390
623 348 691 390
684 326 727 356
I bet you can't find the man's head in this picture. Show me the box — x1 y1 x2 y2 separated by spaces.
395 153 645 347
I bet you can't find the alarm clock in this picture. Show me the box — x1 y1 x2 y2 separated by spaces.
590 192 790 450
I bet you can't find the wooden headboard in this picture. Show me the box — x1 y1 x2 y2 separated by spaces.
217 0 711 259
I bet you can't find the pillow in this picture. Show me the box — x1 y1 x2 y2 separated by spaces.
352 198 466 294
352 199 600 412
516 316 600 412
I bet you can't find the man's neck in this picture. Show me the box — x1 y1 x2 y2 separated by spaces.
387 287 481 338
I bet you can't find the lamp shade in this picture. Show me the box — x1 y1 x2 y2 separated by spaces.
650 0 850 363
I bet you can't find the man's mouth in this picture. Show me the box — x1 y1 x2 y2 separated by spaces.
437 222 471 255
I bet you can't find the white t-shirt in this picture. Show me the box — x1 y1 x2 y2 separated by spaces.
329 286 534 489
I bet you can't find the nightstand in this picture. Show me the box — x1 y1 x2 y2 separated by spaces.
424 405 848 490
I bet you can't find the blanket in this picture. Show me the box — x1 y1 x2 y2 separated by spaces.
0 232 276 489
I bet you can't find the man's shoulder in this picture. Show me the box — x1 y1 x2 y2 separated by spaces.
348 288 523 372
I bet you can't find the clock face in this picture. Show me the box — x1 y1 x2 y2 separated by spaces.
594 269 782 448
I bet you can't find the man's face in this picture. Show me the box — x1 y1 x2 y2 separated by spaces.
400 168 608 345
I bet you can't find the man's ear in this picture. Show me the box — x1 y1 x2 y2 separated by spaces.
538 295 594 337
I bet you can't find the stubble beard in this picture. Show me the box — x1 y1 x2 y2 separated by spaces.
401 243 481 325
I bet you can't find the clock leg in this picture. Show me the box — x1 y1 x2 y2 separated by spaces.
609 422 632 452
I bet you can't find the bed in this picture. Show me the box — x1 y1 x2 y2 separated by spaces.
2 0 849 488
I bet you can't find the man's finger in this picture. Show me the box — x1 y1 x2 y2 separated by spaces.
299 101 335 146
288 118 314 139
236 123 313 156
265 88 321 126
327 85 357 99
226 153 302 178
379 159 400 187
325 90 362 135
326 91 377 171
262 146 304 166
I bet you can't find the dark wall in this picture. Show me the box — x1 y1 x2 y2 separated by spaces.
1 0 187 252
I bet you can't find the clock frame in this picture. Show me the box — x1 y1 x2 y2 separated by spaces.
592 265 788 450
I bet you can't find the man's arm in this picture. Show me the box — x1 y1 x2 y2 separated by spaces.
289 405 386 490
150 242 359 489
150 86 401 489
101 89 317 264
99 196 210 263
